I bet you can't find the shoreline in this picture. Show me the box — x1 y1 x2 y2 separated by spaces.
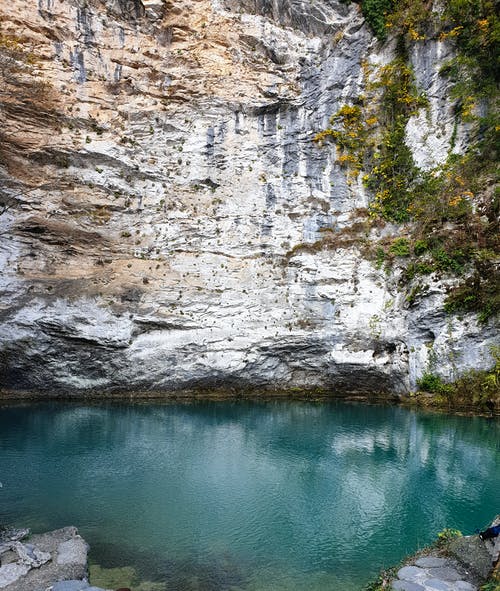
363 518 500 591
0 388 498 417
2 521 498 591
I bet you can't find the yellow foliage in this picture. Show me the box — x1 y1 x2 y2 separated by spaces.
409 28 425 41
333 30 344 44
477 18 489 31
439 26 463 40
313 129 336 143
448 195 463 207
461 96 476 119
338 153 357 165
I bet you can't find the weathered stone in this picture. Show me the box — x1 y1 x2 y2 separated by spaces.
2 541 52 569
0 0 496 396
398 566 426 581
0 563 30 589
426 566 463 581
448 536 493 580
0 530 30 544
422 578 451 591
52 581 89 591
2 527 88 591
57 539 88 566
415 557 449 568
0 551 17 567
398 566 428 582
392 580 425 591
454 582 477 591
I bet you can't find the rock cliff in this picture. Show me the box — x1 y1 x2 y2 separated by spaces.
0 0 497 395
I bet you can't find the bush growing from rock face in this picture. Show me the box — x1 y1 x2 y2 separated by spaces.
364 0 394 39
415 348 500 410
340 0 395 40
417 373 452 395
316 0 499 324
436 528 463 546
389 237 410 257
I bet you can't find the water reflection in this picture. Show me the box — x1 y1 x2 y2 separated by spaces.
0 401 498 590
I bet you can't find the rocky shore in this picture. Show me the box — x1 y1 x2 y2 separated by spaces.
0 527 110 591
368 518 500 591
2 519 498 591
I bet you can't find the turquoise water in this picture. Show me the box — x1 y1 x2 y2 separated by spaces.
0 401 498 591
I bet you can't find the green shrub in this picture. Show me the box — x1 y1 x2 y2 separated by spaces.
415 349 499 409
361 0 395 40
405 261 434 280
340 0 395 40
413 240 428 256
417 373 452 394
389 237 410 257
375 246 386 269
444 260 499 322
432 247 467 274
436 528 462 547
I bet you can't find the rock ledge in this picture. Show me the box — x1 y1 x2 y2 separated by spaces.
0 527 109 591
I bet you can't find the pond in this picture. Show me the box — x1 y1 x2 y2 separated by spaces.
0 401 498 591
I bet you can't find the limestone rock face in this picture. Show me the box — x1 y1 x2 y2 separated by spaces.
0 0 496 395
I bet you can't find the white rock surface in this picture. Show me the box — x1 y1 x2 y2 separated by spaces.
56 539 88 566
0 564 30 589
0 0 496 395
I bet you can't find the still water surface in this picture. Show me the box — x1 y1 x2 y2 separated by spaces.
0 401 498 590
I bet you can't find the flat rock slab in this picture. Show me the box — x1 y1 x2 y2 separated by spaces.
53 581 90 591
392 581 426 591
0 563 30 588
1 527 89 591
391 547 485 591
416 558 449 568
448 536 494 580
427 567 463 582
398 566 428 582
52 581 110 591
424 578 452 590
57 539 88 566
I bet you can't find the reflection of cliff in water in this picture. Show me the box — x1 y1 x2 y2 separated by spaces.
0 402 498 590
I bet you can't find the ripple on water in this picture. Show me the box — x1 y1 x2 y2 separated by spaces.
0 401 498 591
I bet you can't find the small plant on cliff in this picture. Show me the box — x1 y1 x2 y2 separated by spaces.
417 373 452 395
436 528 462 547
314 105 368 176
389 237 410 257
415 348 500 410
340 0 395 40
362 566 397 591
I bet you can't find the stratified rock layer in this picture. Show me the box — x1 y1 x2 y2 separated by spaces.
0 0 497 395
